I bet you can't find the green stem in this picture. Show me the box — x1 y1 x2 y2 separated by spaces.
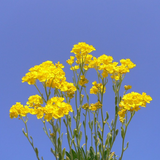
100 79 105 159
59 119 62 156
84 87 89 154
88 111 93 147
41 119 55 146
51 121 58 160
64 116 73 160
21 117 41 160
94 113 98 156
119 112 134 160
34 84 47 103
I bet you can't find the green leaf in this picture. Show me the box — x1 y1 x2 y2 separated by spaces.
73 129 78 138
58 152 62 160
96 152 100 159
91 120 93 129
35 148 39 156
105 132 112 147
115 105 118 114
77 110 80 121
83 121 85 128
68 115 71 128
73 115 77 122
79 131 82 142
62 148 66 159
87 94 89 102
78 123 82 132
116 129 119 136
106 111 109 120
97 121 102 132
71 149 77 159
121 126 125 139
104 149 107 159
57 128 60 135
89 147 95 159
86 135 88 142
61 132 64 139
65 151 71 160
80 147 86 159
111 120 114 128
99 144 102 155
56 121 59 130
71 138 75 146
109 134 112 147
97 131 103 141
124 141 129 151
63 119 67 126
94 117 97 123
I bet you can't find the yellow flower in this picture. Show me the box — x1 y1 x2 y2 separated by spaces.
90 81 106 94
89 101 102 111
88 57 99 69
124 85 132 90
66 56 75 65
71 42 96 55
70 42 95 65
9 102 30 118
22 61 67 89
79 75 89 87
26 95 43 107
97 54 113 65
70 65 79 71
118 92 152 123
43 97 73 121
82 103 89 109
120 59 136 69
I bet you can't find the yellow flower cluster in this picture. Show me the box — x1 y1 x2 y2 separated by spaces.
90 55 136 80
110 59 136 81
60 82 77 99
82 101 102 111
70 42 96 56
67 42 96 70
9 95 73 121
67 43 136 82
118 92 152 123
22 61 76 98
90 81 106 94
89 101 102 111
79 75 89 87
22 61 63 85
26 95 43 107
42 97 73 121
9 102 30 118
89 54 114 71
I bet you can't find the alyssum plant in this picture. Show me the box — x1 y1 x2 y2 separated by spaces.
9 42 152 160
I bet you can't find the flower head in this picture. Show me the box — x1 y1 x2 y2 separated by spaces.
118 92 152 123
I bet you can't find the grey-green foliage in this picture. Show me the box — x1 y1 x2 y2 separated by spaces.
64 147 117 160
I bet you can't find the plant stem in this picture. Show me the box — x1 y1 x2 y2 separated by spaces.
119 112 134 160
21 117 41 160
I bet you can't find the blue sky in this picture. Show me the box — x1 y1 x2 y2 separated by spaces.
1 0 159 159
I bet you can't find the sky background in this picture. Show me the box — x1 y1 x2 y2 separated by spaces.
1 0 160 160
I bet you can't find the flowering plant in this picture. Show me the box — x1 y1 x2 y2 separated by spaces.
9 42 152 160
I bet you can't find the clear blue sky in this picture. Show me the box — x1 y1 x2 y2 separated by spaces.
1 0 159 160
